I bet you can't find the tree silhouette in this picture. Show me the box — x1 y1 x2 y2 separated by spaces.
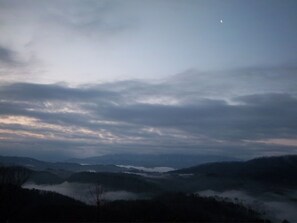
0 166 31 186
89 183 104 206
89 183 104 221
0 166 31 222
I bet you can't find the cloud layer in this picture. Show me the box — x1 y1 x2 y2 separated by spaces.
0 67 296 160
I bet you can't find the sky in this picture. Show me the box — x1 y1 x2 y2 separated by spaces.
0 0 297 160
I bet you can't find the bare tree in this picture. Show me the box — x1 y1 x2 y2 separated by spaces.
89 183 104 221
89 183 104 207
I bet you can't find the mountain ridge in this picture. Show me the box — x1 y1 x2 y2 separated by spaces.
67 153 239 168
171 155 297 186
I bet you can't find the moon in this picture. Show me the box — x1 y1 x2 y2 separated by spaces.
220 19 223 24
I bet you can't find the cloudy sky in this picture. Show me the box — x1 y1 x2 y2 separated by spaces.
0 0 297 160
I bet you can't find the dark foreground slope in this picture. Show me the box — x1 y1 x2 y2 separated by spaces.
0 185 266 222
97 193 266 222
0 166 268 222
0 185 87 222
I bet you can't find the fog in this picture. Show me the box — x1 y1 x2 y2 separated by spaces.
197 190 297 222
117 165 175 173
23 182 142 205
22 182 297 222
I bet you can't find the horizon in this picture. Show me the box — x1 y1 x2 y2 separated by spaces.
0 152 241 162
2 151 297 164
0 0 297 161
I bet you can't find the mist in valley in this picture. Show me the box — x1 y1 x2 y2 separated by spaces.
198 189 297 223
23 176 297 222
23 182 142 205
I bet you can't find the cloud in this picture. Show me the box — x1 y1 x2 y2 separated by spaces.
0 82 118 101
165 67 297 101
0 0 130 37
1 0 297 84
97 93 297 140
0 0 136 82
0 46 19 65
0 66 297 159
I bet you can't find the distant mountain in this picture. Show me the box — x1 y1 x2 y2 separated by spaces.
0 156 48 169
0 155 128 174
172 155 297 188
3 154 296 193
67 154 238 168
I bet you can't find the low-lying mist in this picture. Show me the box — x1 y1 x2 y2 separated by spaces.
197 189 297 222
117 165 175 173
21 177 297 222
23 182 143 205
